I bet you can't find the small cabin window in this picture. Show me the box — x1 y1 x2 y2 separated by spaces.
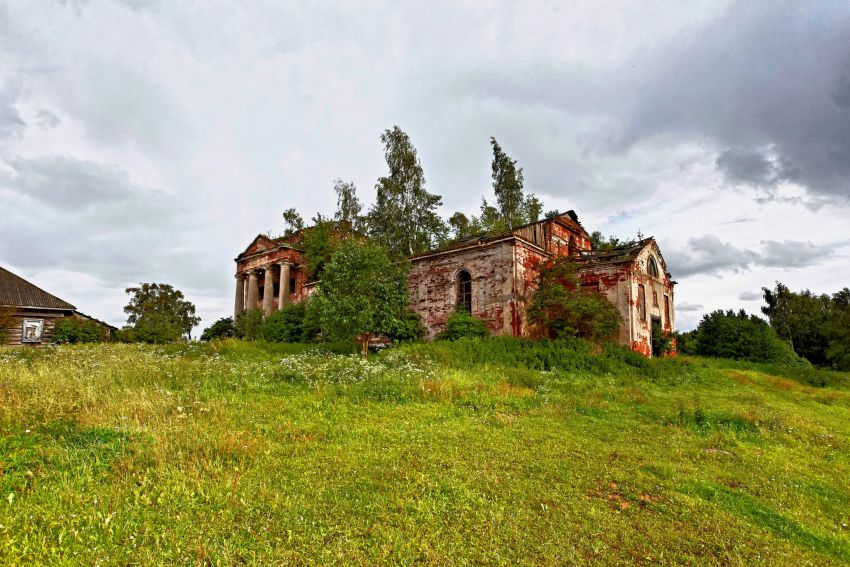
457 270 472 313
652 290 659 307
648 257 659 278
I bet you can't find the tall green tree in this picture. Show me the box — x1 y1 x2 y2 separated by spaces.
448 211 472 240
476 198 501 233
761 283 831 365
826 288 850 370
282 208 305 236
367 126 446 256
589 231 636 250
123 283 200 342
333 178 363 231
523 194 543 223
490 137 525 229
301 213 338 280
311 240 412 357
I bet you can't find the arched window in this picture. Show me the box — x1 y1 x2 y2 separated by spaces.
648 257 659 278
457 270 472 313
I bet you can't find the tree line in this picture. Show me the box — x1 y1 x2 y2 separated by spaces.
281 126 555 266
679 283 850 370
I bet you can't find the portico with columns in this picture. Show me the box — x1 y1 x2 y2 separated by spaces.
234 234 308 318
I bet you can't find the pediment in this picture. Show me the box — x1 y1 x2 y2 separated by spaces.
240 235 278 257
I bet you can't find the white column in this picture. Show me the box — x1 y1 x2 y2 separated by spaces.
262 266 275 315
234 273 245 318
278 261 291 309
246 270 259 311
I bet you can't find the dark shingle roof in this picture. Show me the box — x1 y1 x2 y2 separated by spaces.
0 267 76 310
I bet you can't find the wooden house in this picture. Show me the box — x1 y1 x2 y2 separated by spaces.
0 267 115 345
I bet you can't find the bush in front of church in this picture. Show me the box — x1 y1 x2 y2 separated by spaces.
436 310 489 341
261 303 307 343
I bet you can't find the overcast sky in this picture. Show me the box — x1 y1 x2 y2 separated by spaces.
1 0 849 331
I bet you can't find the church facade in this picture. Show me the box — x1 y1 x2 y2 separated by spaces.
234 211 676 356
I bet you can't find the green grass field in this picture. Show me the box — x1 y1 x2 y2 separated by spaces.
1 339 848 565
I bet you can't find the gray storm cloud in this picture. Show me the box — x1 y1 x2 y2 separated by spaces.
0 0 849 327
665 235 835 278
620 1 850 201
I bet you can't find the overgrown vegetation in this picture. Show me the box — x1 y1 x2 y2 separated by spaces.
234 308 264 341
762 283 850 370
589 230 638 250
200 316 235 341
0 341 847 564
52 317 108 344
261 302 309 343
681 309 802 364
436 310 489 340
526 257 621 341
310 240 412 356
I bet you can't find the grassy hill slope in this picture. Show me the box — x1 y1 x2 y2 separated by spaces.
1 340 848 565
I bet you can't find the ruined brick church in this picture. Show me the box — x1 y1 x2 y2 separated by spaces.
234 211 675 356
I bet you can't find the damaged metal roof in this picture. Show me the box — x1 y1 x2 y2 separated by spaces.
580 237 654 265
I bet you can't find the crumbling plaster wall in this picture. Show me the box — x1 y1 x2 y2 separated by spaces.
511 240 550 337
408 240 519 339
578 264 634 346
579 243 675 357
632 245 676 356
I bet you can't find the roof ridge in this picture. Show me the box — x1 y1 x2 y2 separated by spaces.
0 267 76 310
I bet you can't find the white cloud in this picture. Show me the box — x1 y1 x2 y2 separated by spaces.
1 0 849 332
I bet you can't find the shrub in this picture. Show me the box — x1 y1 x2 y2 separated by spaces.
651 318 674 356
436 310 489 341
113 327 136 343
261 303 307 342
694 309 801 364
675 330 698 355
235 309 264 341
129 314 183 344
200 317 236 341
387 309 426 343
526 257 621 341
301 299 324 342
393 336 689 382
52 317 107 344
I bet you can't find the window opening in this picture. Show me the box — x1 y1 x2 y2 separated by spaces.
648 257 659 278
457 270 472 313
